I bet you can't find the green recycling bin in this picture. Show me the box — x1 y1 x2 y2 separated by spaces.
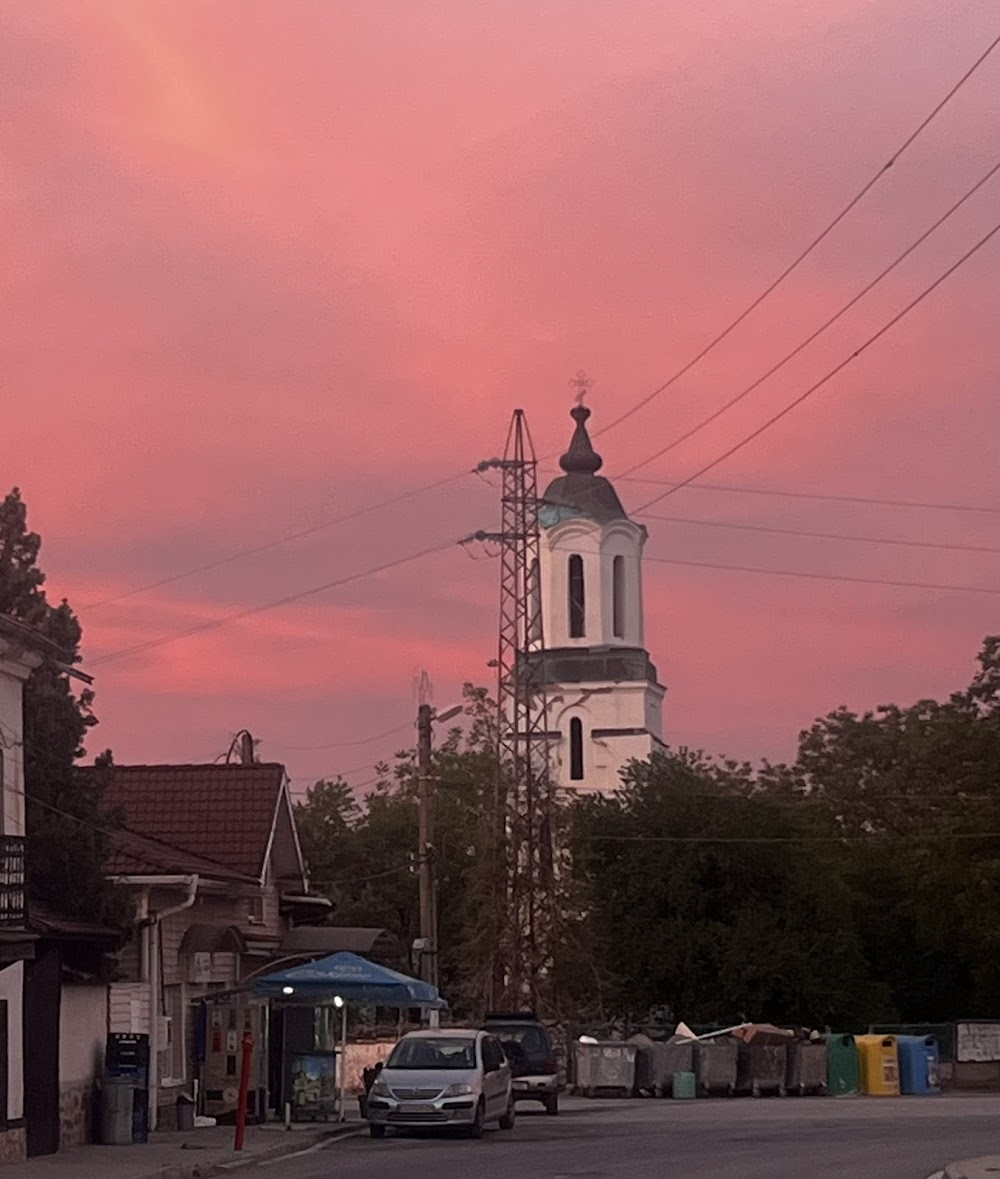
825 1033 859 1096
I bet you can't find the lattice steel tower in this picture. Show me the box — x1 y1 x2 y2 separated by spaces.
473 409 556 1013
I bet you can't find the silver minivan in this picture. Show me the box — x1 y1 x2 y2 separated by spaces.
367 1028 514 1139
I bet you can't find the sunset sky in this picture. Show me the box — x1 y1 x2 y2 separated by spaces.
3 0 998 792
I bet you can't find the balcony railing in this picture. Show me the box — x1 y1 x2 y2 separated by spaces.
0 835 26 928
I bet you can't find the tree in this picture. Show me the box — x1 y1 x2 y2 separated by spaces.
0 488 127 926
793 636 1000 1019
569 748 877 1028
294 686 515 1018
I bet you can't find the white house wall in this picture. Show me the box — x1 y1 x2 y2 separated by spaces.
0 669 26 838
0 962 23 1123
58 985 107 1148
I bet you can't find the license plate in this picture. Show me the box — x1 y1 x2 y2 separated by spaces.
402 1103 436 1114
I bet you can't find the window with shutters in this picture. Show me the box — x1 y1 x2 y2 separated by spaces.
568 555 585 638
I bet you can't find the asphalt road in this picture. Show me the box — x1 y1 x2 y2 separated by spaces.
264 1094 999 1179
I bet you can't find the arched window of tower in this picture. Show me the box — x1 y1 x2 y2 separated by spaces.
569 717 584 781
527 557 541 646
612 554 625 639
568 554 585 638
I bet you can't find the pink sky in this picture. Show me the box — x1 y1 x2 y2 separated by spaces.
3 0 998 791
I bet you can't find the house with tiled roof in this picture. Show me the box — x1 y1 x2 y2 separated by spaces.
78 759 335 1132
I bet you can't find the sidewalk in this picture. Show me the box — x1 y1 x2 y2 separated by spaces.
1 1118 364 1179
944 1159 1000 1179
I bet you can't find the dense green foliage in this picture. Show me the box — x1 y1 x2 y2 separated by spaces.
297 639 999 1026
1 488 127 927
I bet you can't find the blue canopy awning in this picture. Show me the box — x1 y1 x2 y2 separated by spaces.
251 951 446 1009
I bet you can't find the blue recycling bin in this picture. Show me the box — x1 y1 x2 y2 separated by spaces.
897 1035 941 1095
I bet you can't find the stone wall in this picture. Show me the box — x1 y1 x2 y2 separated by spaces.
0 1127 26 1166
58 1079 95 1149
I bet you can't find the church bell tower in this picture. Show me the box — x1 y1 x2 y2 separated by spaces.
537 402 666 794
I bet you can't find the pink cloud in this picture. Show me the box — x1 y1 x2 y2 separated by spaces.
1 0 996 778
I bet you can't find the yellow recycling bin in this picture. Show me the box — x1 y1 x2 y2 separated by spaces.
856 1035 900 1096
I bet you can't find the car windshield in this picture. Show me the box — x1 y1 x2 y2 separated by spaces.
490 1026 547 1054
386 1037 478 1071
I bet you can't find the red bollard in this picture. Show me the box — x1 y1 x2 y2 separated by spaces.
234 1032 254 1151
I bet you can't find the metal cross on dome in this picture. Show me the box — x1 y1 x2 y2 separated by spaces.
569 369 593 406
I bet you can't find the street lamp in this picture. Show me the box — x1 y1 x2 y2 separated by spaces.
416 701 463 1025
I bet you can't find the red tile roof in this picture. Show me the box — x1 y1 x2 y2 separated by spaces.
91 762 287 880
107 827 256 881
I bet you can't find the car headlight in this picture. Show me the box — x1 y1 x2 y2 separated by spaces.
370 1081 391 1098
443 1082 473 1097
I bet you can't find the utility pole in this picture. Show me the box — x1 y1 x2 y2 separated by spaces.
416 702 436 999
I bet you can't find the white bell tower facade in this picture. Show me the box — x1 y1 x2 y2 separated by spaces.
536 403 666 795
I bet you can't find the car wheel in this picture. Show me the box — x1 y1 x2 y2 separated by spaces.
369 1124 386 1140
499 1096 516 1130
544 1092 559 1116
468 1100 486 1139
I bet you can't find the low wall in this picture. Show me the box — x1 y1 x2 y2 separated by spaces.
0 1127 26 1166
59 1080 94 1149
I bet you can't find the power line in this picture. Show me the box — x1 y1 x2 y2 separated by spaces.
633 222 1000 514
612 474 1000 515
645 554 998 595
622 160 1000 477
273 720 414 753
637 512 1000 555
88 537 459 667
591 31 1000 441
80 472 469 612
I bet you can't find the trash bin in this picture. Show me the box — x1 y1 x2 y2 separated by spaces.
786 1040 827 1095
897 1036 941 1095
856 1034 900 1096
825 1034 859 1096
573 1042 636 1097
693 1038 738 1096
176 1093 195 1131
629 1036 695 1096
736 1042 788 1097
672 1071 697 1099
100 1076 139 1145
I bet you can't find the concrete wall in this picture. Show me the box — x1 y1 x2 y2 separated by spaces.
0 962 23 1122
58 985 107 1148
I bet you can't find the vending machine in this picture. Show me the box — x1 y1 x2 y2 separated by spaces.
198 999 268 1122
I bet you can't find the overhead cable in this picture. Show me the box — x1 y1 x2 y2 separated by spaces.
633 222 1000 514
590 31 1000 441
622 160 1000 476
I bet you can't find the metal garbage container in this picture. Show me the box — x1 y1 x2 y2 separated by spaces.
825 1033 859 1095
786 1040 827 1095
693 1038 738 1097
736 1042 788 1097
897 1036 941 1095
574 1042 636 1097
100 1076 139 1145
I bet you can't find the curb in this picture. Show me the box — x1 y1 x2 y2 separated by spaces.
136 1123 363 1179
943 1160 1000 1179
